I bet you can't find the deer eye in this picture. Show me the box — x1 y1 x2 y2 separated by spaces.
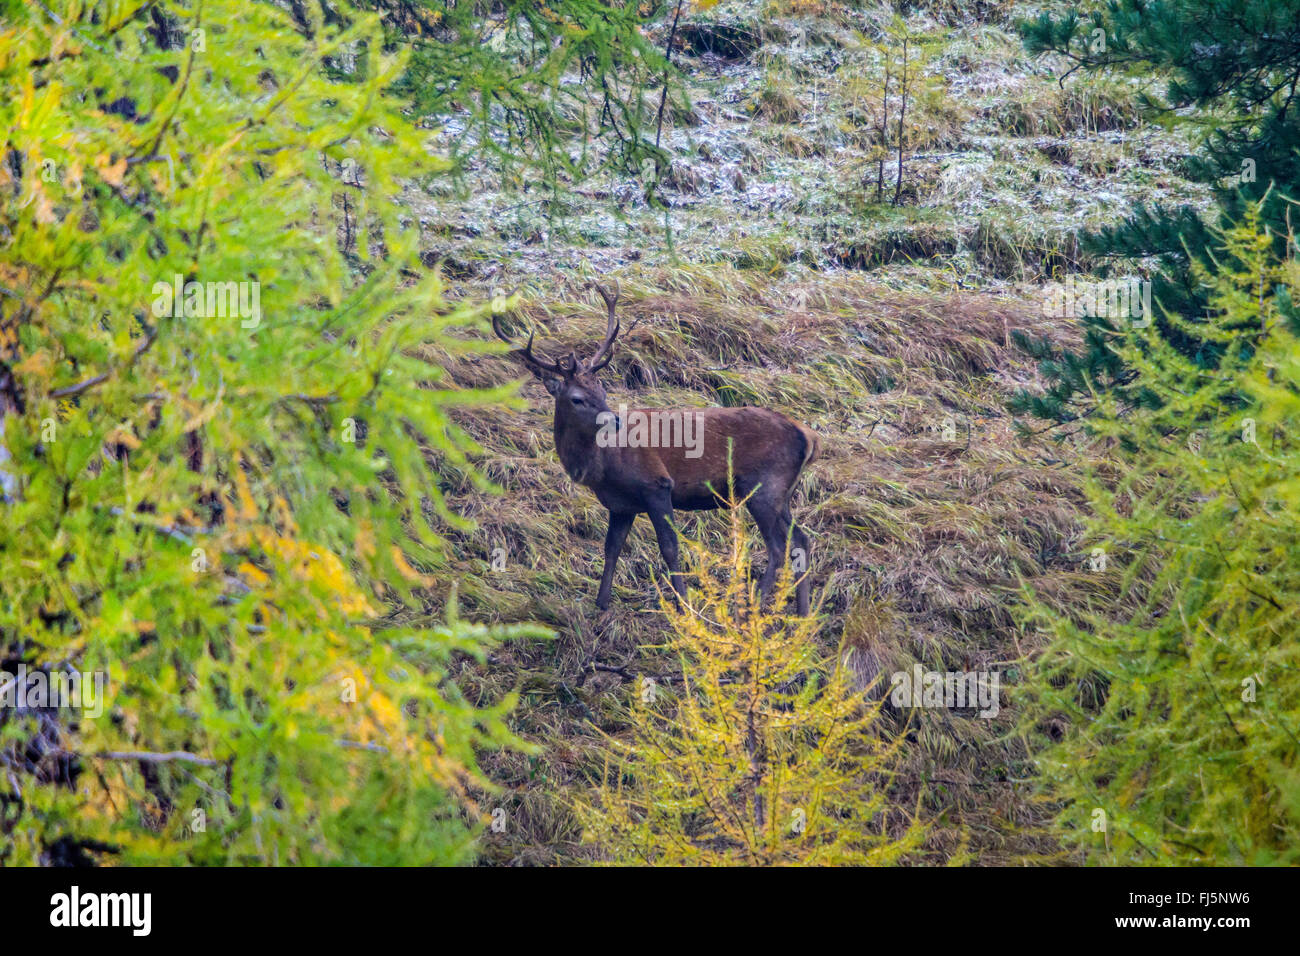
571 395 586 407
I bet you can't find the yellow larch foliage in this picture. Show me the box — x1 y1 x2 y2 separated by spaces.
578 497 926 865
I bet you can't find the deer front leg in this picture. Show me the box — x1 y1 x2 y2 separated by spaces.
597 511 636 610
646 489 684 603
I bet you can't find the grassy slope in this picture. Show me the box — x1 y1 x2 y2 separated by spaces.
409 1 1212 863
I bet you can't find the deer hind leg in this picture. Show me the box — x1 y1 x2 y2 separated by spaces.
784 504 812 616
745 493 788 605
747 496 810 615
596 511 636 610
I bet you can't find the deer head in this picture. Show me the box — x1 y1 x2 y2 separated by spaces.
493 281 622 435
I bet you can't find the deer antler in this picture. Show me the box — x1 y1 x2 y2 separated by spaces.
491 306 566 376
586 280 621 372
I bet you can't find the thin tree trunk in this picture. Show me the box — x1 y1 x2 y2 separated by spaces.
0 364 21 502
747 706 765 833
894 38 908 207
746 663 766 852
877 64 890 202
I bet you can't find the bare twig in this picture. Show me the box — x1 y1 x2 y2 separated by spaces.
86 750 221 767
654 0 686 151
50 327 158 399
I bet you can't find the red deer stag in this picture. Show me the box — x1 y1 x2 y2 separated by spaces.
493 283 820 615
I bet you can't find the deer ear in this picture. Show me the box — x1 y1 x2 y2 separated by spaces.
514 352 560 391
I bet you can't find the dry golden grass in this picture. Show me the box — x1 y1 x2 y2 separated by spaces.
414 265 1099 864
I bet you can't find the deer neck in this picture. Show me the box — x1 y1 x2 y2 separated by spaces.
553 410 607 487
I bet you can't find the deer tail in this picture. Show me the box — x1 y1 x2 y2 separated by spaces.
795 423 821 471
